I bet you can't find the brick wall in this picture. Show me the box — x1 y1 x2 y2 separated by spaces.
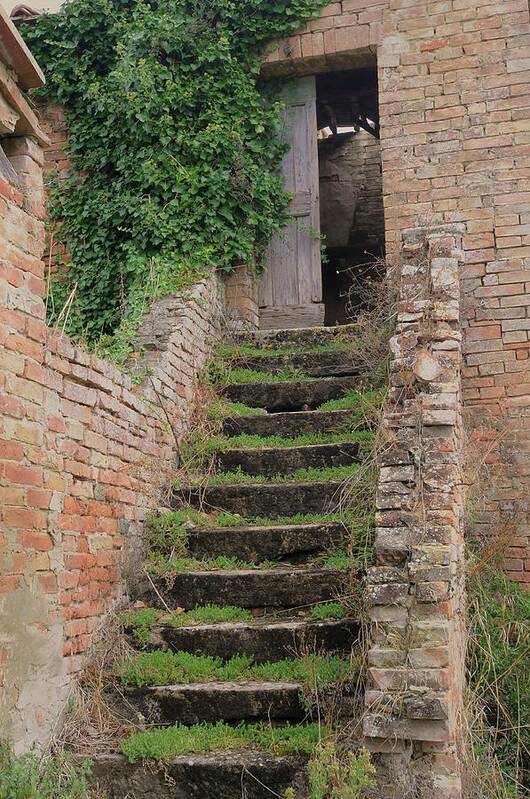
0 121 224 748
264 0 530 588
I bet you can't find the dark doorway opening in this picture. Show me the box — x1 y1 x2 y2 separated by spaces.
316 67 385 326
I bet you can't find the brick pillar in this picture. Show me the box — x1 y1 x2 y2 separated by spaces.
223 264 259 330
364 225 467 799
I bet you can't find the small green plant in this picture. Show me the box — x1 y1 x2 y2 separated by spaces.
122 605 255 646
215 341 351 359
310 603 348 621
207 399 266 420
121 721 327 763
212 367 313 386
319 549 352 572
201 429 374 454
308 743 375 799
201 464 360 487
0 741 91 799
147 554 278 574
118 650 356 689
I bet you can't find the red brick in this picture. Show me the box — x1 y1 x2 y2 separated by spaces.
4 463 42 487
19 531 53 551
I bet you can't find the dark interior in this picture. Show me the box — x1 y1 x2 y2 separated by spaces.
316 67 385 325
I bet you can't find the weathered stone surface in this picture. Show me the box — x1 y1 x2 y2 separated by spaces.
91 752 309 799
227 349 362 378
222 376 362 412
173 480 348 517
222 408 358 438
139 617 360 662
187 522 347 562
216 441 361 477
138 567 348 609
110 682 307 725
231 324 359 350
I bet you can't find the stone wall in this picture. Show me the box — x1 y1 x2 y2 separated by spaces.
0 119 224 749
366 225 466 799
263 0 530 585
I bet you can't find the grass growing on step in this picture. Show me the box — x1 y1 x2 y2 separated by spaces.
207 398 266 420
150 508 350 534
318 549 353 572
121 720 327 763
215 341 353 359
118 650 357 689
222 367 313 385
147 554 279 574
316 389 386 427
310 603 349 621
203 429 374 454
202 464 360 487
122 605 254 647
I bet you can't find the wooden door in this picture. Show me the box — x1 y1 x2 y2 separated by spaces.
259 76 323 329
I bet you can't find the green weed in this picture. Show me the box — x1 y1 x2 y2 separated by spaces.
120 721 327 763
468 567 530 788
207 398 266 420
308 742 375 799
0 741 91 798
310 603 349 621
202 464 360 487
147 554 278 574
118 650 356 689
202 429 374 454
122 605 254 647
218 368 313 385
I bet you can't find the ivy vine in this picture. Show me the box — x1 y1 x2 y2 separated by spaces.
24 0 326 353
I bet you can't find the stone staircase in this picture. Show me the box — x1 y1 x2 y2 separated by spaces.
91 325 371 798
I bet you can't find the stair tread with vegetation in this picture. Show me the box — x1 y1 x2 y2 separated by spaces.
92 327 375 797
125 615 359 662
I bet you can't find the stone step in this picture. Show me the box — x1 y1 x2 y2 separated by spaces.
134 617 359 662
111 681 306 726
216 441 361 477
221 376 361 412
187 521 346 561
173 479 347 517
222 408 356 438
91 752 309 799
227 349 361 378
231 324 358 350
138 567 348 610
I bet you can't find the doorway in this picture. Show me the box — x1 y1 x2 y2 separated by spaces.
258 64 384 329
317 67 384 325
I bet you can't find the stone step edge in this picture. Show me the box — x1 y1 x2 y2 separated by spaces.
141 616 358 636
221 375 360 392
186 520 348 536
146 566 347 578
175 478 348 493
214 441 363 456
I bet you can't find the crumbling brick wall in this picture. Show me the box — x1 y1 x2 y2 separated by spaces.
0 113 224 749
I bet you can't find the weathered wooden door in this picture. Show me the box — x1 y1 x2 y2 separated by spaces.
259 76 323 329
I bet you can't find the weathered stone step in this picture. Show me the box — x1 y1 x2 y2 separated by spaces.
221 376 361 412
174 480 346 517
223 408 356 438
231 323 358 350
135 617 359 662
91 751 309 799
111 682 306 726
227 349 361 378
138 567 347 610
187 521 346 562
216 441 361 477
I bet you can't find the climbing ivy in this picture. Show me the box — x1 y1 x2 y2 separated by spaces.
24 0 326 349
